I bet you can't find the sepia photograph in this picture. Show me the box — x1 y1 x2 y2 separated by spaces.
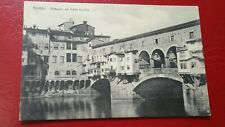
20 1 210 121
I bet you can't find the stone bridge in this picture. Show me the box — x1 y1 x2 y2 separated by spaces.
109 68 184 100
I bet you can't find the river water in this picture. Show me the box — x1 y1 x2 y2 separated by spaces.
20 86 209 120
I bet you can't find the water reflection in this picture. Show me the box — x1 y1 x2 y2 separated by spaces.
20 88 204 120
20 96 111 120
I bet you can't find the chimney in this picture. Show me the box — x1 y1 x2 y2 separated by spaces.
83 21 87 24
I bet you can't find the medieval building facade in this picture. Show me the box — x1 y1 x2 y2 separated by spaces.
22 19 205 83
23 21 110 82
87 20 205 78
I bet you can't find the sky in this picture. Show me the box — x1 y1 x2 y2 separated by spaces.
24 1 200 40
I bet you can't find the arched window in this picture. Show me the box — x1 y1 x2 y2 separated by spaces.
55 71 60 75
66 71 71 75
72 70 76 75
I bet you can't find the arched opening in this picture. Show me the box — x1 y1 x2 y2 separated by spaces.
67 80 73 90
55 71 60 76
50 81 54 91
40 80 45 92
91 79 111 98
166 46 178 68
80 80 85 89
60 80 65 90
139 51 150 69
55 80 60 91
85 80 91 88
31 81 35 92
73 80 79 90
72 70 76 75
151 49 165 68
65 81 70 91
133 77 183 99
44 81 49 92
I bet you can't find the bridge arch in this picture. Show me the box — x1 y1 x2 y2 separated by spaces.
138 50 151 69
166 46 178 68
91 79 111 98
133 74 183 99
151 49 165 68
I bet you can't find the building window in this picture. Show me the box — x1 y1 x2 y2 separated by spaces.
52 56 57 63
72 43 77 50
66 71 71 75
44 56 49 63
121 66 125 70
97 63 100 68
189 31 194 39
142 41 144 47
180 63 187 69
66 42 71 49
127 65 130 70
72 53 77 62
66 53 71 62
155 38 159 44
191 62 197 68
60 56 64 63
170 35 175 42
61 44 65 49
44 44 49 50
110 58 112 62
55 71 60 75
134 59 138 63
54 43 59 50
72 70 76 75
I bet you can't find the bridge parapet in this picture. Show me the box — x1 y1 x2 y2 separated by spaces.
140 68 178 77
139 70 183 83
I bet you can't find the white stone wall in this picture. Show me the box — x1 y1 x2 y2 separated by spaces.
46 41 89 81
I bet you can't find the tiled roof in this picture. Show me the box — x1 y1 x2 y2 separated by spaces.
50 29 73 36
25 28 48 34
69 23 94 30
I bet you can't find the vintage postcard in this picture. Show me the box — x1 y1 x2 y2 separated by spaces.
20 1 210 120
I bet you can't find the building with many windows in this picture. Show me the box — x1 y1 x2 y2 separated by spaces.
177 38 205 74
23 19 205 83
23 20 110 81
87 20 205 78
